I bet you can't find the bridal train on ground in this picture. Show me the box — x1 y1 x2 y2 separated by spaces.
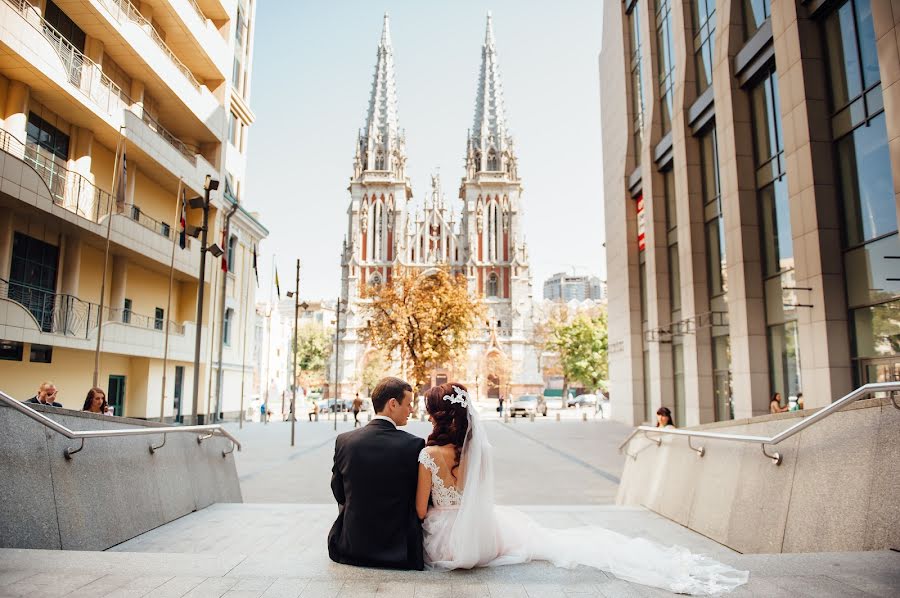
418 387 749 596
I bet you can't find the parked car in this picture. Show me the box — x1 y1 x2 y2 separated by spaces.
317 398 354 413
510 395 548 417
567 393 598 408
544 397 564 410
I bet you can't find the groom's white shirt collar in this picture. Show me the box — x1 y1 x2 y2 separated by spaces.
372 415 398 429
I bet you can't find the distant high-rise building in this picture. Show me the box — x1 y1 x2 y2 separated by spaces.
543 273 606 302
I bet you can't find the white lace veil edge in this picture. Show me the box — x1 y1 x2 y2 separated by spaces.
444 404 499 568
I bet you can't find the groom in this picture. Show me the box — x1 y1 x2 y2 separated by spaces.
327 377 426 570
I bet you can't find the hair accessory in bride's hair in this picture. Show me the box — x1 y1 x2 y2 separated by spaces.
442 385 469 408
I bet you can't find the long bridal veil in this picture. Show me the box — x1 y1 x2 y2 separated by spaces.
426 406 750 596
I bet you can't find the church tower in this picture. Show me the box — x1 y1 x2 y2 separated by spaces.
336 14 412 397
460 13 542 397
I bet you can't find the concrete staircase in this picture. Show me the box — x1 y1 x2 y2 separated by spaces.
1 504 898 597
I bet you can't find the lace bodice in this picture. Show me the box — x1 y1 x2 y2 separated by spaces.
418 448 463 507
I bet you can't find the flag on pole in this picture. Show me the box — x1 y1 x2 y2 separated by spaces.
275 265 281 299
252 244 259 287
221 226 228 272
178 189 187 249
115 147 127 212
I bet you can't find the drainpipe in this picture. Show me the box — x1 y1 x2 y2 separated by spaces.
214 200 240 421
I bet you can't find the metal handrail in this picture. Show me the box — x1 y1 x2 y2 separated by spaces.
0 389 241 458
618 381 900 465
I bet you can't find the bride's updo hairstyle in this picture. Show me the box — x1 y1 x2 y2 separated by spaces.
424 382 470 475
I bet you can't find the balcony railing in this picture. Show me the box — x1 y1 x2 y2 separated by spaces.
98 0 201 89
2 0 198 163
0 127 177 242
186 0 208 25
1 278 185 338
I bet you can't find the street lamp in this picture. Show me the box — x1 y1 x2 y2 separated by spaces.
330 298 345 432
187 174 220 425
286 261 308 447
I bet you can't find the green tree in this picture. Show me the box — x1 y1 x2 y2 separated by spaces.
294 322 332 390
548 311 609 395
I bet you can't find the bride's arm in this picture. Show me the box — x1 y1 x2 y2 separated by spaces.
416 463 431 520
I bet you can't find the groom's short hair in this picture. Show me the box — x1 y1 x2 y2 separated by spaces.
372 377 413 413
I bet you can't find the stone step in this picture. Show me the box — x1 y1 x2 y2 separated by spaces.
0 503 897 597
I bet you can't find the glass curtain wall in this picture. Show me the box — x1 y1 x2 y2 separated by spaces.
750 69 802 402
655 0 676 135
700 126 733 420
628 3 646 164
823 0 900 386
692 0 716 94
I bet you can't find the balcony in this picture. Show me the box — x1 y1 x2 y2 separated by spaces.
157 0 231 81
0 0 218 194
0 278 203 361
0 127 202 276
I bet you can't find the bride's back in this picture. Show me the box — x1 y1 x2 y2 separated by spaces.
422 443 464 491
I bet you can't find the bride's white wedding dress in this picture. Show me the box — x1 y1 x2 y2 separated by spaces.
418 407 749 595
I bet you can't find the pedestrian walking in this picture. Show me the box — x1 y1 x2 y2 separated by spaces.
498 395 504 415
352 393 362 427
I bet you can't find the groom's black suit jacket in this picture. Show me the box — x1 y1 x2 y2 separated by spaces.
328 418 426 570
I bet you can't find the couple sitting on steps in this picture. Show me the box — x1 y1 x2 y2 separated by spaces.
328 377 749 596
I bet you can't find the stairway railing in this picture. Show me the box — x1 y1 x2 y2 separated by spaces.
618 381 900 465
0 389 240 458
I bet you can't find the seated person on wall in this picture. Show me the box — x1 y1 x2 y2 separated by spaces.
769 392 789 414
81 387 111 415
656 406 675 428
25 382 62 408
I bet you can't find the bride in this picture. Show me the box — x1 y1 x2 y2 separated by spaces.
415 382 749 595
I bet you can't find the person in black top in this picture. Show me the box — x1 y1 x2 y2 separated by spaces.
328 376 425 570
25 381 63 408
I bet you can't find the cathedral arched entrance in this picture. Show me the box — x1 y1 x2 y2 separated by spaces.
487 374 500 399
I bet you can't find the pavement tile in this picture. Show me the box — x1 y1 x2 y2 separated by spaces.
826 572 900 598
485 583 529 598
298 580 344 598
372 581 415 597
0 570 35 587
259 578 310 598
522 583 568 598
144 576 207 598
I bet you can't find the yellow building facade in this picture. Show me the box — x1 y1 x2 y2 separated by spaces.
0 0 266 422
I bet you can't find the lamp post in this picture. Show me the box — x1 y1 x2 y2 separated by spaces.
286 259 307 447
187 175 221 425
331 297 344 432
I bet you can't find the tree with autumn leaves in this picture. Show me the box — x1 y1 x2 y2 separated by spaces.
359 267 485 392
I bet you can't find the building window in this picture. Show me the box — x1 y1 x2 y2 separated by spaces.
224 308 233 346
154 307 164 331
29 344 53 363
824 0 900 384
701 128 726 297
692 0 716 94
487 149 498 171
673 342 685 425
743 0 770 38
228 111 237 146
750 68 800 401
487 273 499 297
232 56 242 89
160 222 170 238
628 3 645 163
664 170 680 313
9 232 59 333
123 298 132 324
0 340 24 361
655 0 675 135
227 235 237 273
44 0 86 52
713 335 733 420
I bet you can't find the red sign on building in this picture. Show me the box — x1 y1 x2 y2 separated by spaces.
636 195 646 251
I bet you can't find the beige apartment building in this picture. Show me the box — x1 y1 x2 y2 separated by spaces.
0 0 266 422
601 0 900 426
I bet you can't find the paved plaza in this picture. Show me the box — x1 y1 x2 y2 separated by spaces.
228 404 630 505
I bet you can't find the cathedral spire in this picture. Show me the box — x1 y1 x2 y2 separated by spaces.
468 11 512 175
358 13 404 176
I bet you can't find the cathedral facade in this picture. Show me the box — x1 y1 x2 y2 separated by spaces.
333 14 543 400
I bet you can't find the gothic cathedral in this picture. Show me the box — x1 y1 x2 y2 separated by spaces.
334 14 543 399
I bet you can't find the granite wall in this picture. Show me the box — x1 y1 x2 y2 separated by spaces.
617 397 900 553
0 403 242 550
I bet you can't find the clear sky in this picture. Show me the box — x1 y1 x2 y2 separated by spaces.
245 0 605 302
